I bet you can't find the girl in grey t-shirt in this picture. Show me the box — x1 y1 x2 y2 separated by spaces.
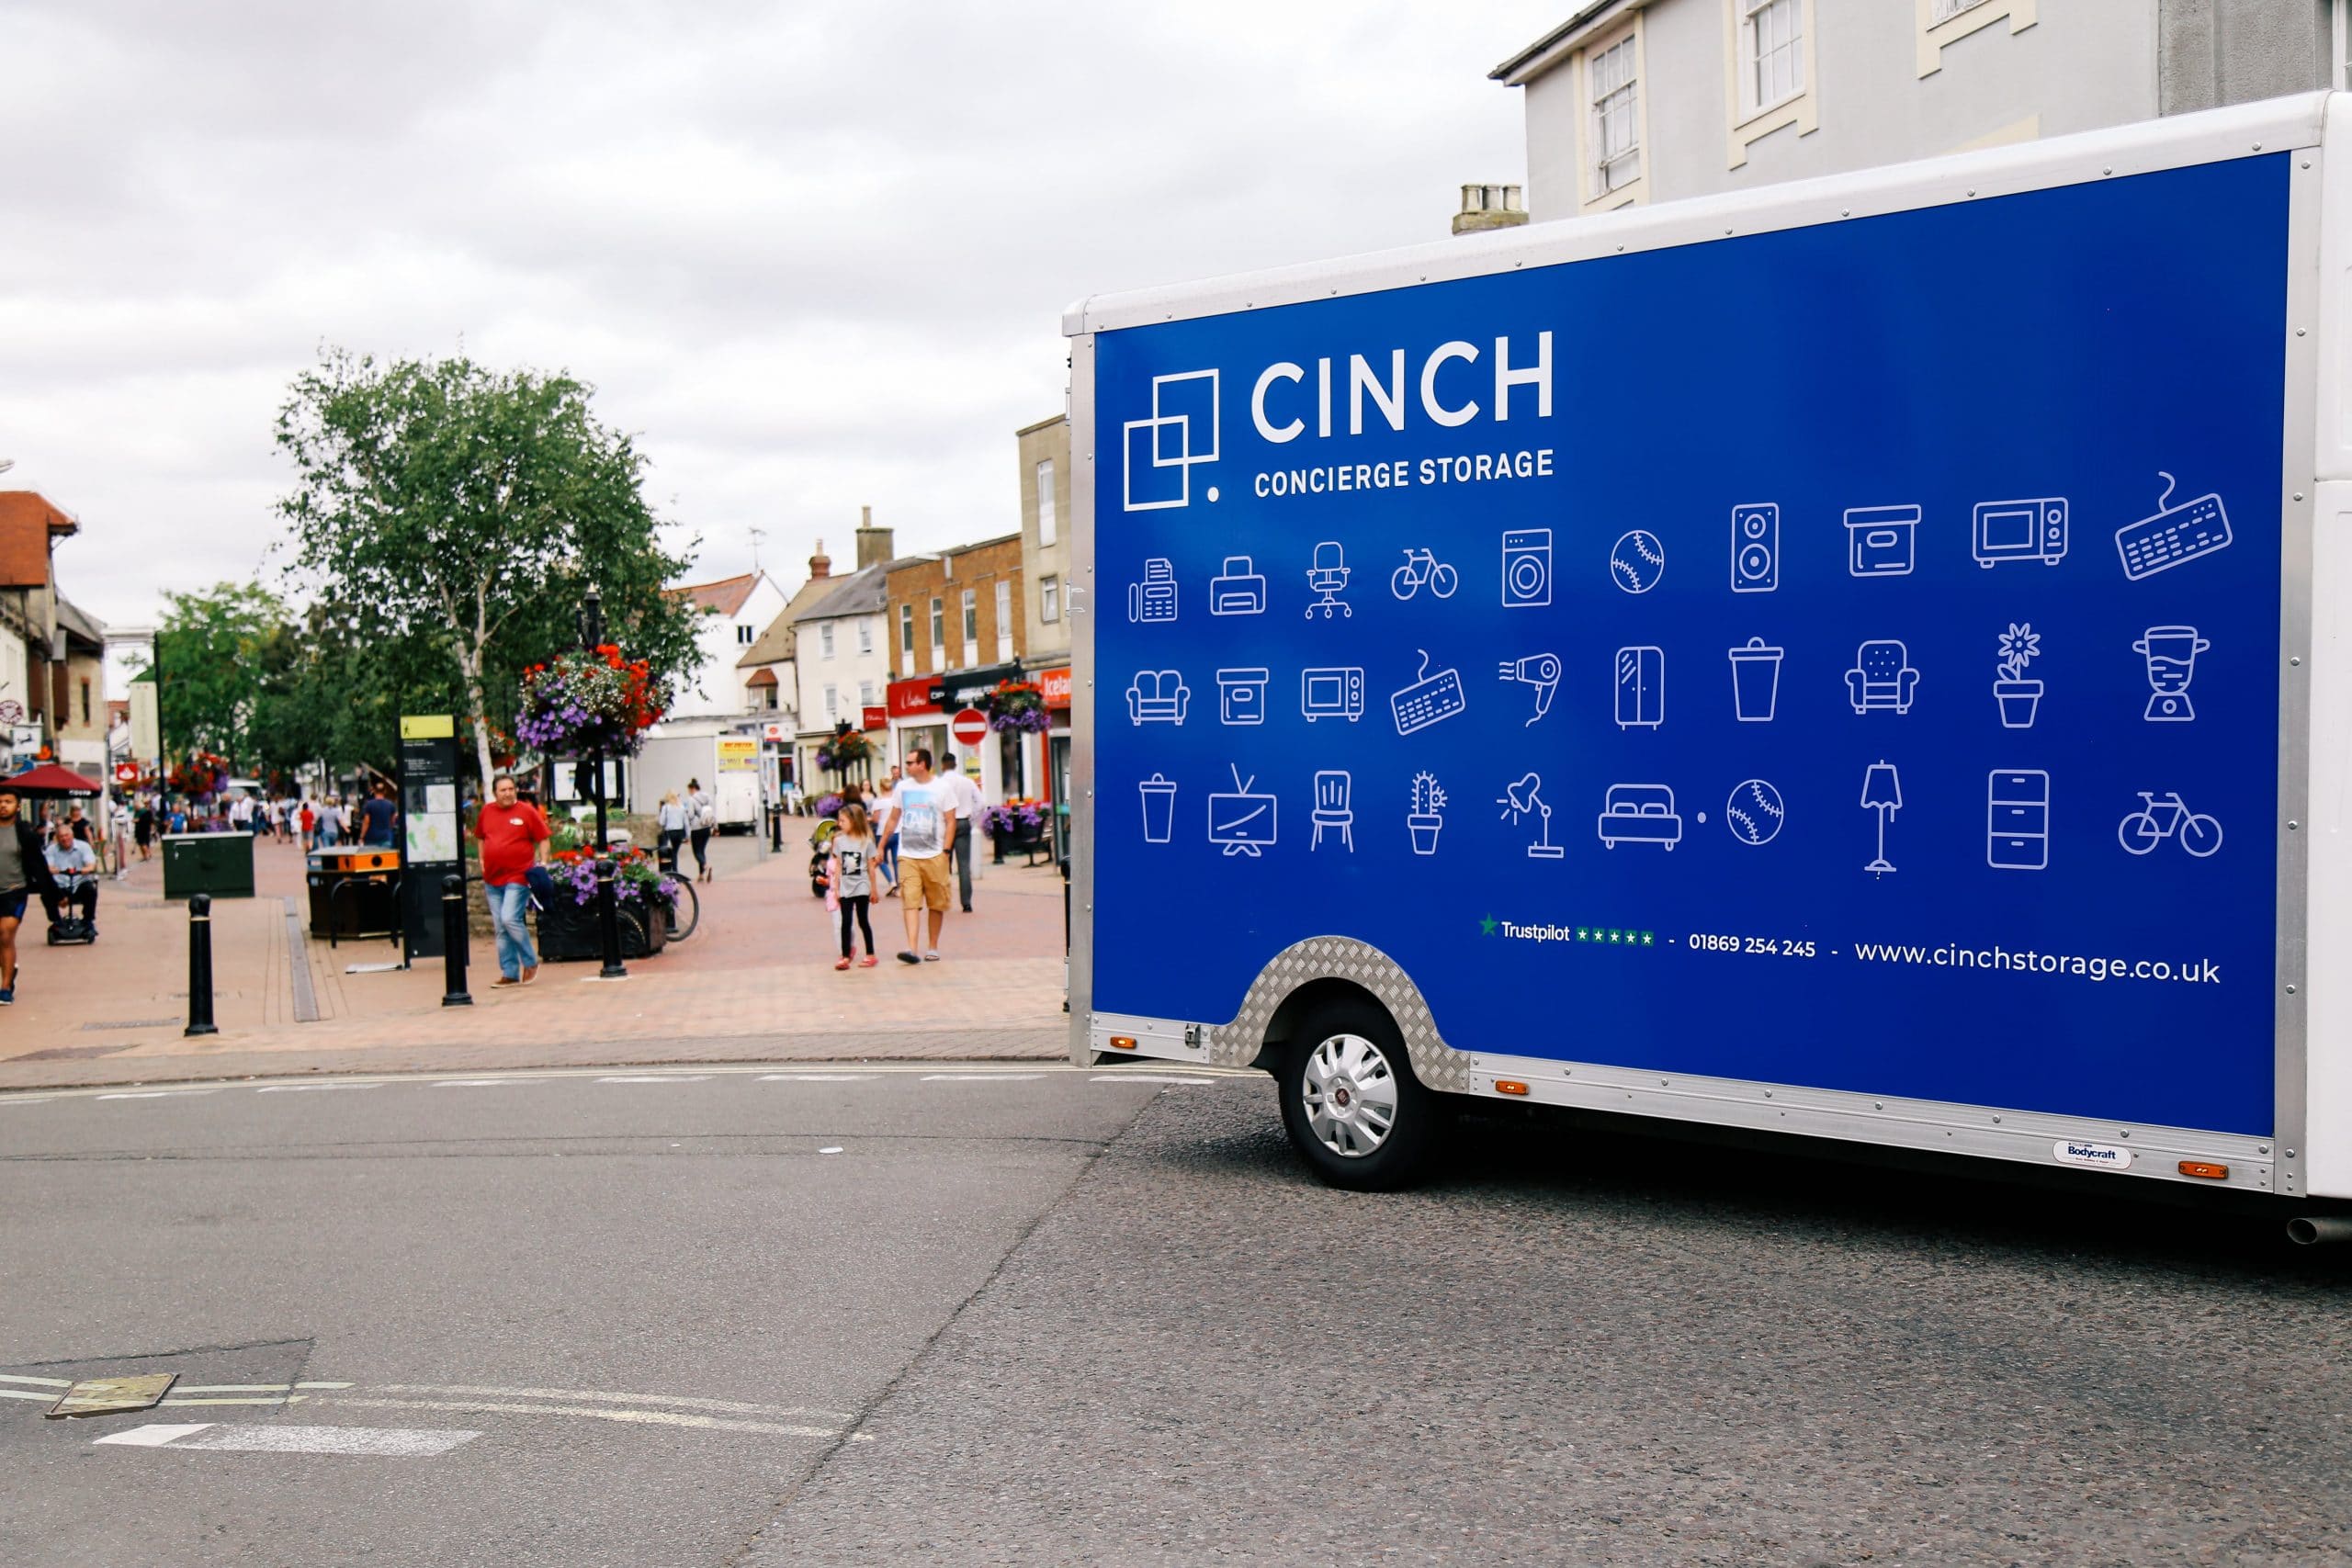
829 803 877 969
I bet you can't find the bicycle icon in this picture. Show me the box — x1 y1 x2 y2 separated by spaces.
2118 790 2222 858
1391 547 1460 602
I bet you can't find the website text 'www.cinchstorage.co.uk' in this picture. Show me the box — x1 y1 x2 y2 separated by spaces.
1849 942 2222 986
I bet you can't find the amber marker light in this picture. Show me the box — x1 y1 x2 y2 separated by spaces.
1109 1035 1137 1050
2177 1160 2229 1180
1494 1080 1530 1096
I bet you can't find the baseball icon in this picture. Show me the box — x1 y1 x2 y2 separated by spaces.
1610 530 1667 593
1724 779 1785 845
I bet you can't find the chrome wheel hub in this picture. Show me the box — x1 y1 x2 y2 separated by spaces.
1300 1032 1399 1158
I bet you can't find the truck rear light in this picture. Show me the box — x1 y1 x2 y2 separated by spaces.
1494 1080 1529 1097
2177 1160 2229 1180
1109 1035 1137 1051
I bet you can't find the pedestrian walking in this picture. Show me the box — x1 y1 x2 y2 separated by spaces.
0 786 57 1005
656 791 688 871
360 783 399 847
298 798 315 852
938 764 983 913
826 801 878 970
871 769 900 897
108 795 132 878
472 773 550 987
134 799 155 861
877 748 956 964
319 797 344 848
684 778 714 884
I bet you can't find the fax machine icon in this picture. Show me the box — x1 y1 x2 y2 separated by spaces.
1209 556 1265 616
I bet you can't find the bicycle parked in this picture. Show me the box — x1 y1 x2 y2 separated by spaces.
652 838 702 940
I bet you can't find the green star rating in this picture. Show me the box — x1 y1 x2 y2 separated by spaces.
1479 914 1498 936
1569 924 1656 946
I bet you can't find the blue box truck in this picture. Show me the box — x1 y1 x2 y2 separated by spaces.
1066 92 2352 1237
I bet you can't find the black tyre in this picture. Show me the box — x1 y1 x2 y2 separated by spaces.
1276 998 1442 1190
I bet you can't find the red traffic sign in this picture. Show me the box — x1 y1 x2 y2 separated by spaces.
114 762 139 784
949 707 989 749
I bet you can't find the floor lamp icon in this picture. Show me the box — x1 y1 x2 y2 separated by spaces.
1860 761 1902 875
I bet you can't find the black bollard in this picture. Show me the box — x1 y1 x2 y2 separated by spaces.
185 893 218 1037
594 857 627 979
440 874 472 1007
769 803 783 853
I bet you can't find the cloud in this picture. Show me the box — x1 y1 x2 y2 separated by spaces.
0 0 1559 626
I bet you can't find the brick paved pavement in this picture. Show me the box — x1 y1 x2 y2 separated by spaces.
0 829 1071 1090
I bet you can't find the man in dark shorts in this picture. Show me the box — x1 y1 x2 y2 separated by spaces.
134 800 155 860
0 788 56 1005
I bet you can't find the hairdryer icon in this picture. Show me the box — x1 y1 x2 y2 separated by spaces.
1498 652 1560 727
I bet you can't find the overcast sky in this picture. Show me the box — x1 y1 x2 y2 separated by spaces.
3 0 1560 643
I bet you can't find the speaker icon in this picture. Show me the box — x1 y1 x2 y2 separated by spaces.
1731 502 1779 593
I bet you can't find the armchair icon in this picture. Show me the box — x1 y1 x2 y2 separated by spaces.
1126 670 1190 725
1846 639 1919 715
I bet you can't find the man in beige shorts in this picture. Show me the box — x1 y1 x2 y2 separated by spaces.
877 748 957 964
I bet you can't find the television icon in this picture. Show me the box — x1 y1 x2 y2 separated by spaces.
1207 764 1278 858
1210 556 1266 615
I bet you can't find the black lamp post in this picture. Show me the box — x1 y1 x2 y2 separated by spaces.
579 587 626 979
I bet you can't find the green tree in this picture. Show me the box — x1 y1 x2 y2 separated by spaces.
153 581 287 768
273 348 704 784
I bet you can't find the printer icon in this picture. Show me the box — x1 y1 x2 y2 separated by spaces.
1209 555 1266 616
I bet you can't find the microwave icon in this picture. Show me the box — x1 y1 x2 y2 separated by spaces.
1300 666 1364 722
1973 497 2068 569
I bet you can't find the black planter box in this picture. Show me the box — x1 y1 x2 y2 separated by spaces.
535 894 668 961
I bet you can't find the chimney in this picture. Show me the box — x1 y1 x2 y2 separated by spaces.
808 536 831 580
854 504 893 570
1452 183 1528 237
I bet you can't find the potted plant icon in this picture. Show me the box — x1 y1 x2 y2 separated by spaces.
1993 622 2043 729
1408 772 1447 856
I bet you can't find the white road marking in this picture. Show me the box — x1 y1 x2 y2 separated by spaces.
921 1074 1043 1082
760 1074 875 1082
596 1076 710 1084
95 1423 215 1447
818 1146 843 1155
431 1080 522 1088
0 1098 54 1107
0 1388 57 1402
320 1397 844 1438
366 1384 854 1421
130 1424 479 1457
257 1083 378 1093
0 1373 74 1387
159 1395 307 1407
96 1089 216 1100
1090 1075 1216 1086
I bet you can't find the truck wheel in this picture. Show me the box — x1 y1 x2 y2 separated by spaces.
1277 998 1441 1190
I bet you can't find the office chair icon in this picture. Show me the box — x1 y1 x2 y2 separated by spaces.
1306 540 1351 619
1311 770 1354 851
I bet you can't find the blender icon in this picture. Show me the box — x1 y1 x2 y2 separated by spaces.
2132 626 2210 722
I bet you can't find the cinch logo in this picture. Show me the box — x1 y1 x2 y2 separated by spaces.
1124 369 1220 512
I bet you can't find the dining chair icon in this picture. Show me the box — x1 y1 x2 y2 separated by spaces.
1310 770 1354 851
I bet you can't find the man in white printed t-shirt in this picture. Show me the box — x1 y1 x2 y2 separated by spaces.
877 748 956 964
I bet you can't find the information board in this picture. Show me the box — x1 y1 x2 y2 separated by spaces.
398 716 462 961
1091 157 2290 1137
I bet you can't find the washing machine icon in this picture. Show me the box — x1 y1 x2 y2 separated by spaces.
1501 528 1552 608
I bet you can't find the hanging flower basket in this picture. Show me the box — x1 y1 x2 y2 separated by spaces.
517 645 672 758
816 729 872 775
985 680 1050 734
169 750 231 799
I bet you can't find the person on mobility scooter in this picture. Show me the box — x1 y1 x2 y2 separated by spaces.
41 820 98 944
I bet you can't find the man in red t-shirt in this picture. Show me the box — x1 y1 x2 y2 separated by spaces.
472 773 551 986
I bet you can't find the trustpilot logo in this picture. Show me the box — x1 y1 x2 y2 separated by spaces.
1124 370 1220 511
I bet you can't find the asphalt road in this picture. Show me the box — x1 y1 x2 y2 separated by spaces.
2 1066 2347 1566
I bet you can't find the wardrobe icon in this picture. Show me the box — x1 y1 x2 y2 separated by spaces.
1614 646 1664 729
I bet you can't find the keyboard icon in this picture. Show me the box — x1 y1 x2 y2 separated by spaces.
2116 477 2233 581
1390 651 1468 736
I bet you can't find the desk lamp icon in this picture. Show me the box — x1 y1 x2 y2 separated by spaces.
1860 761 1903 876
1498 772 1564 860
1498 652 1561 727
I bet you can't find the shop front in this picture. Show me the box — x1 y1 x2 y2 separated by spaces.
887 663 1031 803
1038 665 1071 861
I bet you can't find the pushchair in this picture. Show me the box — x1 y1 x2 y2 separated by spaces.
808 817 837 897
44 872 97 945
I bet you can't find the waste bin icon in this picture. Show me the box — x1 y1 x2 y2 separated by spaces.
1139 774 1178 844
1728 637 1784 722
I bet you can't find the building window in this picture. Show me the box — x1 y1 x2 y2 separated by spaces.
1589 31 1640 196
857 618 873 655
858 680 876 707
1036 459 1057 547
994 581 1013 661
930 596 946 673
1740 0 1804 117
823 682 838 721
1041 575 1060 624
80 677 90 727
820 622 836 660
736 624 754 646
961 588 978 667
899 604 914 657
1929 0 1984 18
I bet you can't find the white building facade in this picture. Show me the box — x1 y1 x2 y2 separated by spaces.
666 571 789 720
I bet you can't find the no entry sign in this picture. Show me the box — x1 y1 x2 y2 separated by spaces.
950 707 989 749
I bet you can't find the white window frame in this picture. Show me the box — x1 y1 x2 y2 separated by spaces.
1583 23 1645 209
1036 459 1057 547
994 581 1013 661
1737 0 1804 120
899 604 914 656
857 618 873 656
858 680 876 707
930 597 945 673
960 588 978 668
822 682 839 722
1723 0 1817 170
1915 0 2036 78
820 622 835 660
736 624 754 646
1041 575 1060 625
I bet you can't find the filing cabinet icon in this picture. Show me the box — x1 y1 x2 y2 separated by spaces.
1987 769 2049 871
